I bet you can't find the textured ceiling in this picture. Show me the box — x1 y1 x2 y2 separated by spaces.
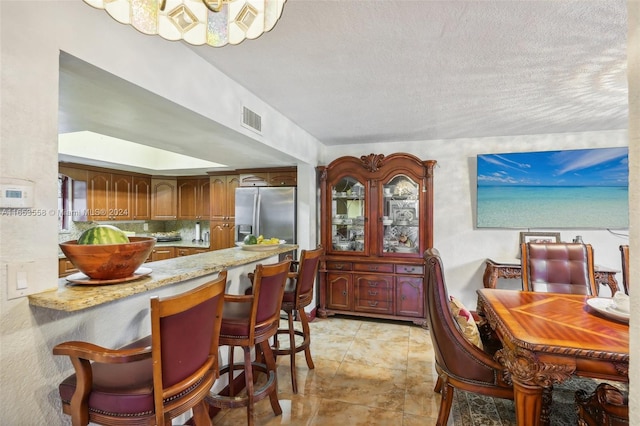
191 0 628 145
59 0 629 174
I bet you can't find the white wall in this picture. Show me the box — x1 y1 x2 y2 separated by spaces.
322 130 629 308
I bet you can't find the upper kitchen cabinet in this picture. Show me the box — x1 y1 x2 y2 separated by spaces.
210 174 239 250
237 168 297 187
151 178 177 220
132 176 151 220
87 171 133 221
317 153 436 326
267 170 297 186
177 177 210 220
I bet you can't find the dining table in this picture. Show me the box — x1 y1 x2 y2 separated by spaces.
476 289 629 426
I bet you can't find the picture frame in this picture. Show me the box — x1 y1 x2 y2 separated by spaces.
519 231 561 244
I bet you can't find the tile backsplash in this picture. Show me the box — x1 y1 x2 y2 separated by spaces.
58 220 211 244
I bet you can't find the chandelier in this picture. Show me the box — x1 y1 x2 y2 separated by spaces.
83 0 287 47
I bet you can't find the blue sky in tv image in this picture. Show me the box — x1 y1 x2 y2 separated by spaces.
476 147 629 229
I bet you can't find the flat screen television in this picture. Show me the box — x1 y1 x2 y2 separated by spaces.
476 147 629 229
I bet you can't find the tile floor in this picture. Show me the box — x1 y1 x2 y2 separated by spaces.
211 315 443 425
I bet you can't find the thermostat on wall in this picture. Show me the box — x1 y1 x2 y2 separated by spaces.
0 178 34 208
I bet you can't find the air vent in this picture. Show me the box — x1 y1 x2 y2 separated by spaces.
242 106 262 134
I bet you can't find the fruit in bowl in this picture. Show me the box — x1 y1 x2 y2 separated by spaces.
60 225 156 280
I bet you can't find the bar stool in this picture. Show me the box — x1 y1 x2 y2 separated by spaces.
206 259 291 426
273 246 324 393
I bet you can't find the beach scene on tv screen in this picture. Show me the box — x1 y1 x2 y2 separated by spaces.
476 147 629 229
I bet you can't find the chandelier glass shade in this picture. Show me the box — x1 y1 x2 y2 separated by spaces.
83 0 287 47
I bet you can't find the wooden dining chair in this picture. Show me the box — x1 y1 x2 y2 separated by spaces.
206 259 291 426
424 248 513 426
520 242 598 295
619 245 629 294
53 271 227 426
576 382 629 426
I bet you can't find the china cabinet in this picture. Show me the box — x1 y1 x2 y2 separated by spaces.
317 153 436 326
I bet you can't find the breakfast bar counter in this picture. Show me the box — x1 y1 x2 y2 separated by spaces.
30 245 297 312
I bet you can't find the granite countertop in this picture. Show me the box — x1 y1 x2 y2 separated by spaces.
33 244 297 312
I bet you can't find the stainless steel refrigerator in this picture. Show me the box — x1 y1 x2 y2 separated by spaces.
235 187 297 244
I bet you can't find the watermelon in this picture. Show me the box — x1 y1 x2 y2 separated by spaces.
78 225 130 245
243 234 258 245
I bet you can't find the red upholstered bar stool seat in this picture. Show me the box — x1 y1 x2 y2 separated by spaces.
206 260 291 426
53 271 227 426
272 246 323 393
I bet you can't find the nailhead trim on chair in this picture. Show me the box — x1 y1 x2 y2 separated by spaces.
62 377 204 418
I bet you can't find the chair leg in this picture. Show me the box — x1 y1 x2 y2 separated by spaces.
228 346 236 397
260 340 283 416
286 310 298 393
191 400 212 426
298 307 315 370
434 376 443 393
243 346 255 426
436 381 454 426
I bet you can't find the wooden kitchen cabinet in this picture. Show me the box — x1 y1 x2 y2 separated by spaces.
58 258 79 277
239 172 268 187
147 246 175 262
151 178 177 220
267 170 297 186
176 247 210 256
317 153 436 326
132 176 151 220
210 174 239 250
87 171 133 221
177 177 210 220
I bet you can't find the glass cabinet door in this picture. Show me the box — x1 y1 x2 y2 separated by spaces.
331 177 366 252
382 175 419 254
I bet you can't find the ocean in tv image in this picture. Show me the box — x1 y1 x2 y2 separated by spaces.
476 147 629 229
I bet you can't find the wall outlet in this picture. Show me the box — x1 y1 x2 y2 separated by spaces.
143 223 149 231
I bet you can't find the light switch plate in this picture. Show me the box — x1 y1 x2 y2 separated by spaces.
6 262 35 299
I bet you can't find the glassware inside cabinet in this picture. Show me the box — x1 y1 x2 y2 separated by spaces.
382 175 419 254
331 177 365 252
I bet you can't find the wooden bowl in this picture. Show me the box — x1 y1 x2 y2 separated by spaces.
59 237 156 280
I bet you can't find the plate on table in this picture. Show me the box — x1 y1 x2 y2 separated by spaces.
586 297 630 323
237 241 285 252
66 267 152 285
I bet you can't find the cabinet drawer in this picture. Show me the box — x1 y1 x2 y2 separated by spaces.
395 264 424 275
355 274 393 313
326 261 352 271
354 263 393 273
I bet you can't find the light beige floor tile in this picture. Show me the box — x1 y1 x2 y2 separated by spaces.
308 316 363 337
403 374 441 416
322 361 407 411
308 333 354 362
311 399 403 425
354 319 412 344
344 337 409 370
212 316 451 425
276 356 342 396
213 392 322 426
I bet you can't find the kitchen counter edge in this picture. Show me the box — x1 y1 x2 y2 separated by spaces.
31 245 297 312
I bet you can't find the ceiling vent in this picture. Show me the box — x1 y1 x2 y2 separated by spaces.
242 106 262 134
